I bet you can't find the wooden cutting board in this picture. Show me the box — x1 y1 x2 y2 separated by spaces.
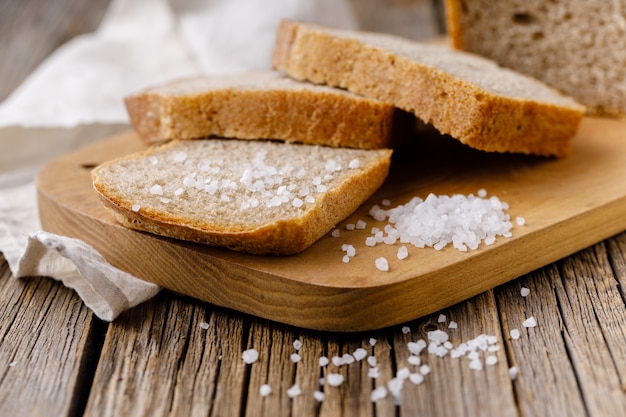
37 117 626 332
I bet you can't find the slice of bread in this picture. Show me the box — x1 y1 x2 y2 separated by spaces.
445 0 626 116
272 20 585 157
91 139 393 255
125 70 412 149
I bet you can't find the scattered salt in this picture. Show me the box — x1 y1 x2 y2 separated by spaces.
369 338 377 347
342 244 356 257
469 359 483 371
516 216 526 226
419 365 431 375
478 188 488 198
149 156 158 165
342 255 350 263
408 355 421 366
346 223 356 231
368 367 380 378
396 367 410 380
319 356 329 367
260 384 272 397
402 326 411 334
287 384 302 398
353 348 368 361
485 355 498 366
510 329 521 340
448 321 458 329
331 229 341 237
523 317 537 328
371 386 388 402
348 159 361 169
409 373 424 385
149 184 163 195
293 339 302 350
438 314 447 323
397 246 409 260
521 287 530 297
376 257 389 271
356 220 367 229
173 151 188 163
367 356 377 367
509 366 519 381
291 353 302 363
381 199 391 206
327 373 344 387
199 322 209 330
292 198 304 208
131 204 140 212
313 390 325 402
242 349 259 364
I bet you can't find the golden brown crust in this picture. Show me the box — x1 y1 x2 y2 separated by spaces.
124 71 413 150
272 20 585 157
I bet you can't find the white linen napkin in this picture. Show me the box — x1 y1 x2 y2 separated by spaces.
0 0 357 320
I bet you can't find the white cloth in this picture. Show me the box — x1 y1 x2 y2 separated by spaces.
0 0 357 320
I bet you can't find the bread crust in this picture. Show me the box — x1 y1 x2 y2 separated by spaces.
272 20 585 157
124 71 413 149
91 140 392 255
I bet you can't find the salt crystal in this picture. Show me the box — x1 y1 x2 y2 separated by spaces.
349 159 361 169
342 353 355 364
369 338 377 346
376 257 389 271
131 204 141 212
428 329 449 344
402 326 411 334
174 188 184 196
149 184 163 195
291 353 302 363
407 340 427 355
521 287 530 297
409 373 424 385
509 366 519 381
327 373 344 387
332 356 344 366
469 359 483 371
287 384 302 398
260 384 272 397
408 355 421 366
149 156 158 165
397 246 409 260
293 339 302 350
353 348 368 361
319 356 329 367
523 317 537 328
313 391 325 402
292 198 304 208
382 199 391 206
159 197 170 204
485 355 498 366
331 229 341 237
173 151 188 163
516 216 526 226
448 321 458 329
396 367 410 380
8 361 17 367
365 237 377 247
438 314 447 323
368 367 379 378
367 356 377 367
419 365 431 375
342 244 356 257
356 220 367 229
199 322 209 330
371 386 387 402
510 329 521 340
387 377 404 403
346 223 355 231
242 349 259 364
342 255 350 264
478 188 488 198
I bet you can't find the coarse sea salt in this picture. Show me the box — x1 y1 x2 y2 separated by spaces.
260 384 272 397
376 257 389 271
242 349 259 364
327 373 345 387
368 192 513 252
287 384 302 398
521 287 531 297
523 317 537 328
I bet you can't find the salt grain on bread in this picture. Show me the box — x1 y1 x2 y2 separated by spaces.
272 20 585 157
445 0 626 115
125 70 412 149
91 139 392 255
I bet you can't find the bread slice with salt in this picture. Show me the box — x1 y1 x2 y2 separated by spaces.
91 139 393 255
125 70 411 149
272 20 586 157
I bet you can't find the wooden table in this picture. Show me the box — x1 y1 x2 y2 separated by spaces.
2 1 626 416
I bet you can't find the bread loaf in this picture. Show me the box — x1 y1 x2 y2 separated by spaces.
91 138 392 255
125 70 412 149
445 0 626 115
272 20 585 157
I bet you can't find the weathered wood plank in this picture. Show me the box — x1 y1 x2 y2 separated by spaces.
83 294 249 417
0 260 104 417
497 266 588 417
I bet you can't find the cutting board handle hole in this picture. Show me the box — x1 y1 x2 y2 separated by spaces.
80 163 98 169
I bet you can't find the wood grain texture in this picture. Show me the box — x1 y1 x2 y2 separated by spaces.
37 116 626 331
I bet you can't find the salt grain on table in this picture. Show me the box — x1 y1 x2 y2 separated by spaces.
242 348 259 364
